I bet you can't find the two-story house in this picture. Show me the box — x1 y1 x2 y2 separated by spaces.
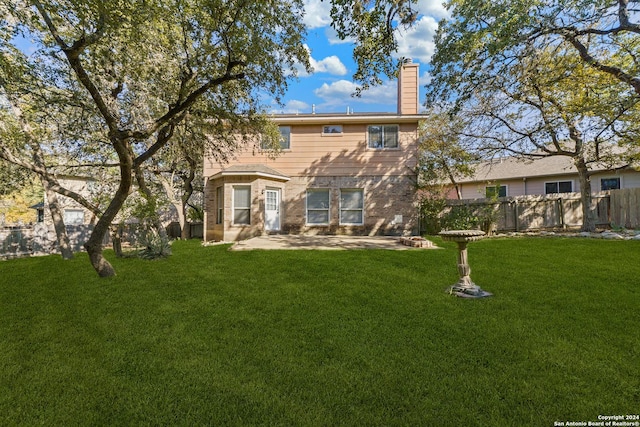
203 61 426 242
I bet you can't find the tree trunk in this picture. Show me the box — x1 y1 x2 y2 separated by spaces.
179 189 194 240
575 157 597 232
84 147 134 277
41 178 74 259
110 224 123 257
134 167 168 240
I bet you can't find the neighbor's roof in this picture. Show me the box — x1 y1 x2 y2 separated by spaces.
457 154 629 184
210 164 290 181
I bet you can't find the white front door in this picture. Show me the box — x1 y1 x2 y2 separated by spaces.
264 189 281 231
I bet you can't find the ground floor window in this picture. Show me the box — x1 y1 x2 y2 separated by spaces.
485 185 507 198
307 189 330 225
340 189 364 225
601 177 620 191
545 181 572 194
216 186 223 224
233 186 251 225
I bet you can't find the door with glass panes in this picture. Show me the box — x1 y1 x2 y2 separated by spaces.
264 189 281 231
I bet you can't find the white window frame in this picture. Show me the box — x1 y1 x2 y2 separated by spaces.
322 125 343 135
367 124 399 149
232 186 251 225
339 188 364 225
278 126 290 149
216 186 224 224
306 189 330 225
600 177 621 191
544 180 573 194
260 125 291 150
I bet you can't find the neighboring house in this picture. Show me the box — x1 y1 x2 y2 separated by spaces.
452 155 640 200
203 61 427 242
35 175 180 228
37 176 99 226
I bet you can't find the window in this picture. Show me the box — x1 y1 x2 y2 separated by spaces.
216 186 223 224
233 186 251 225
64 209 84 225
367 125 398 149
545 181 573 194
340 189 364 225
307 189 330 225
261 126 290 150
278 126 290 149
601 177 620 191
485 185 507 198
322 125 343 134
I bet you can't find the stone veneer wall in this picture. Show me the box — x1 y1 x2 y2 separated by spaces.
205 174 419 241
281 175 418 236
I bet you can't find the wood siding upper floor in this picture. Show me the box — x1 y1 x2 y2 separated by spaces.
204 122 420 178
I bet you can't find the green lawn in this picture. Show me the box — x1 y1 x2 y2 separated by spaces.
0 238 638 426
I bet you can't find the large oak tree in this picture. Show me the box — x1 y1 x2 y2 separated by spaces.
1 0 416 276
428 0 640 232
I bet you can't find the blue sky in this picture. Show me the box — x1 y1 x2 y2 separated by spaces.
9 0 448 115
275 0 450 114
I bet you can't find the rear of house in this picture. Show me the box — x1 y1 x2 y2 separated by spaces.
203 62 426 242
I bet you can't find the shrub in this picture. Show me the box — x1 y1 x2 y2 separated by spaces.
138 230 172 260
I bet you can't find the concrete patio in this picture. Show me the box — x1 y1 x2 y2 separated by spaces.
226 235 439 251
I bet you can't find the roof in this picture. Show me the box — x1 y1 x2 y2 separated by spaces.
210 164 290 182
457 154 630 183
270 112 428 125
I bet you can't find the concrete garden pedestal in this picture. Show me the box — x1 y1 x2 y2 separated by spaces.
439 230 492 298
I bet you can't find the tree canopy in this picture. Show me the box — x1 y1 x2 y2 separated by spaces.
429 0 640 105
427 0 640 231
1 0 416 276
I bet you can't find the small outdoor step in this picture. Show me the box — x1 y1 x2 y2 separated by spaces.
399 236 434 248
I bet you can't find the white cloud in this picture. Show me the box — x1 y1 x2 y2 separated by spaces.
416 0 450 20
393 15 439 63
419 71 432 87
293 45 348 77
310 55 347 75
325 26 353 45
314 79 398 110
279 99 311 114
302 0 332 29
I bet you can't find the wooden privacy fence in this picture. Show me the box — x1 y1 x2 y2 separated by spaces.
440 190 639 233
609 188 640 229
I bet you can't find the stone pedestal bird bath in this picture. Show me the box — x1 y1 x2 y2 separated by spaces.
439 230 492 298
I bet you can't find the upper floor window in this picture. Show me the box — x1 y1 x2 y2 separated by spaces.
367 125 398 149
278 126 290 149
545 181 573 194
601 177 620 191
261 126 290 150
323 125 343 135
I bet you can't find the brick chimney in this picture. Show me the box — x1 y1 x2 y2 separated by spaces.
397 59 419 115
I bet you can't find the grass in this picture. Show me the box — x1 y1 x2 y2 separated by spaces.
0 237 638 426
